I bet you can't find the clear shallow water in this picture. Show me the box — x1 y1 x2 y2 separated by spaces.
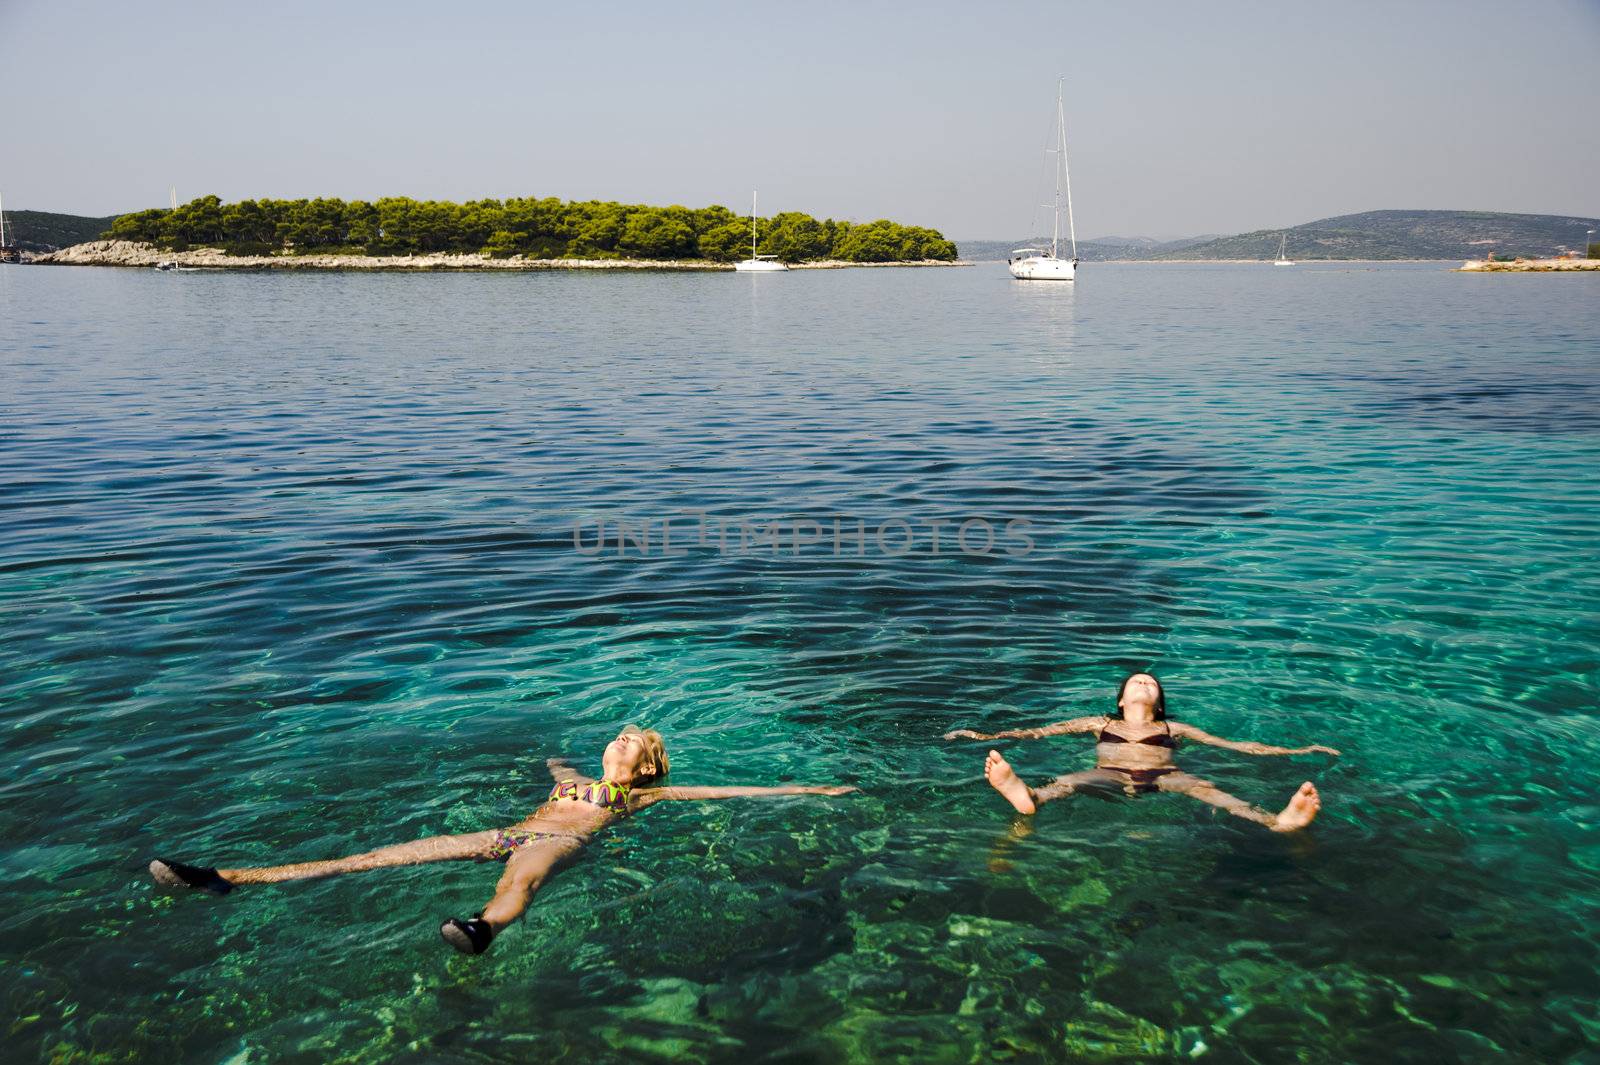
2 262 1597 1064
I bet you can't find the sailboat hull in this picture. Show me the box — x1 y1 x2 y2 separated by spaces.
734 259 788 272
1009 256 1076 281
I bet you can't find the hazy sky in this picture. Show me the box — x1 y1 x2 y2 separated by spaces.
4 1 1597 239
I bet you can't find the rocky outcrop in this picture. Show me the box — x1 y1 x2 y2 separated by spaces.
38 240 728 271
1458 257 1600 272
36 241 968 272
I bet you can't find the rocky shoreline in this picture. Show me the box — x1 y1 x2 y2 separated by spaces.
1456 257 1600 272
33 241 968 272
1095 258 1461 264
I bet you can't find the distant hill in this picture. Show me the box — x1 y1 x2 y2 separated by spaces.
1157 210 1598 260
3 210 121 252
960 211 1599 262
956 237 1189 262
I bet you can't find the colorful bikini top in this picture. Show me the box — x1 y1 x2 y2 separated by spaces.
548 778 631 810
1097 719 1175 748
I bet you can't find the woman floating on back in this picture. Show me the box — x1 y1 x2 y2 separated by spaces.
150 725 854 954
945 673 1337 832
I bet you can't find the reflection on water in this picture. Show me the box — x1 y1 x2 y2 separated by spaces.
1 262 1597 1062
1006 271 1078 363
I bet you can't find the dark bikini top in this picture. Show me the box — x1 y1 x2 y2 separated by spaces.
1096 719 1175 748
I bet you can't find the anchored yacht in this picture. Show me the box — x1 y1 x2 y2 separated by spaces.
1009 78 1078 282
733 191 788 272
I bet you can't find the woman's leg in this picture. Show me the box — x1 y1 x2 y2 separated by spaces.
1158 773 1321 832
441 836 585 954
479 837 585 930
983 750 1119 815
151 830 501 889
1031 768 1125 806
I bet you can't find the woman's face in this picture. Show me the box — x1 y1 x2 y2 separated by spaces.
1119 673 1162 715
601 728 653 783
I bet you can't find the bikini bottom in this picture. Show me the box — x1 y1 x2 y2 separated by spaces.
487 829 584 862
1105 766 1177 794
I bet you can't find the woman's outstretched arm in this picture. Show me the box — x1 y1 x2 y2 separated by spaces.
1169 722 1339 757
944 716 1102 742
635 784 856 806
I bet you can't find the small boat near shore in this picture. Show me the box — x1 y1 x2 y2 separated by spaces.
733 191 788 272
1009 78 1078 282
154 190 182 269
1274 233 1295 266
0 191 21 263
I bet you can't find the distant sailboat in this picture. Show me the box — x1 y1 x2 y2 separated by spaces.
1009 77 1078 282
0 190 20 263
733 191 788 272
1274 233 1295 266
156 186 180 269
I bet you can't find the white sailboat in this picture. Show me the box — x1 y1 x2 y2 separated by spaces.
156 186 181 270
1274 233 1295 266
0 190 20 263
733 191 788 272
1009 77 1078 282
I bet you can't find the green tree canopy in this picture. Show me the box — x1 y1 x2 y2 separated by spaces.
105 195 959 263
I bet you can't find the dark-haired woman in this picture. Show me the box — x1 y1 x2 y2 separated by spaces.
944 673 1338 832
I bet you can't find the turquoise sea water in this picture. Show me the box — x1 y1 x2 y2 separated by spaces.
2 262 1597 1063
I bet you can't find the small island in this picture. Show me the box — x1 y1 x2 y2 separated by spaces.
36 195 962 271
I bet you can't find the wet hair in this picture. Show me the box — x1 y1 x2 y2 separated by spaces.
1111 672 1166 721
622 724 670 783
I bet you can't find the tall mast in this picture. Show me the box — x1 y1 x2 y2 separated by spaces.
170 186 178 211
1050 87 1061 259
0 190 6 247
751 190 758 259
1058 77 1078 261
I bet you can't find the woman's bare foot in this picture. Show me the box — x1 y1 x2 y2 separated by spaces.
985 750 1037 815
1270 782 1321 832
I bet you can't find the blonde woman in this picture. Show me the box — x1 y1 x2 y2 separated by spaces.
150 724 855 954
